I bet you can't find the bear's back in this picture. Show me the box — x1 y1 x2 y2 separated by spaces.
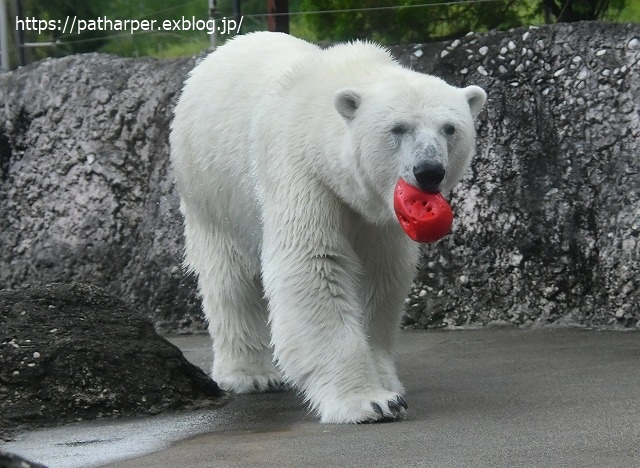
192 32 320 86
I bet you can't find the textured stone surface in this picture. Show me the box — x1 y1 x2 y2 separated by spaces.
0 22 638 331
0 283 225 438
397 22 640 329
0 54 202 332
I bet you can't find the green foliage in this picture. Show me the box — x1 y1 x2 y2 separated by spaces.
299 0 540 44
24 0 108 56
540 0 628 22
13 0 640 61
19 0 301 59
21 0 240 59
617 0 640 22
298 0 636 44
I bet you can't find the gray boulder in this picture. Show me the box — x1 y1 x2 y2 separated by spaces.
0 55 201 331
0 22 638 331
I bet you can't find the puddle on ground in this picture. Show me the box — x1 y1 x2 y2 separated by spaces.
2 335 221 467
2 408 226 468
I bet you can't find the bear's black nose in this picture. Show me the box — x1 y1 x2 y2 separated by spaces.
413 161 445 193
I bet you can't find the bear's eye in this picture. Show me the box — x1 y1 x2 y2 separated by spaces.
391 123 410 135
443 123 456 136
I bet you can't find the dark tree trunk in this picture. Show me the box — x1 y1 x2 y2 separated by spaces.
267 0 290 33
542 0 611 22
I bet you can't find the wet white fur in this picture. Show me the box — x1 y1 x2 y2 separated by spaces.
170 32 486 423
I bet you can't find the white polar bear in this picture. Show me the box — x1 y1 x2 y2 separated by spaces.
170 32 486 423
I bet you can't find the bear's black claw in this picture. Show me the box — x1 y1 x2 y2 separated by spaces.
266 379 286 392
371 402 384 417
396 395 408 410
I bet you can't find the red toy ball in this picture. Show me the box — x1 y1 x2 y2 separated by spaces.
393 178 453 243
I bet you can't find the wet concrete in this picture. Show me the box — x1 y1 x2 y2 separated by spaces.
4 329 640 467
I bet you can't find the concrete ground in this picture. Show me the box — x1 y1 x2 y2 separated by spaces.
5 329 640 467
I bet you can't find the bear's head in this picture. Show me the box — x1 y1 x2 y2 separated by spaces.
333 71 486 225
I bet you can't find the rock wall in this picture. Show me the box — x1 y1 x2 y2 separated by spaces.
399 21 639 329
0 22 638 331
0 54 202 331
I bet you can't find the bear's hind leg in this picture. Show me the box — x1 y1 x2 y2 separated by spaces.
205 273 284 393
183 214 284 393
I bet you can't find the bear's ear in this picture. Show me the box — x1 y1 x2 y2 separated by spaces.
463 85 487 119
334 88 361 121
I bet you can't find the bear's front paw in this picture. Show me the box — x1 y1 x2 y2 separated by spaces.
368 395 408 423
215 368 286 394
318 391 408 424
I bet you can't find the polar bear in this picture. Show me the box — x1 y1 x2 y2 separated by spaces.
170 32 486 423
